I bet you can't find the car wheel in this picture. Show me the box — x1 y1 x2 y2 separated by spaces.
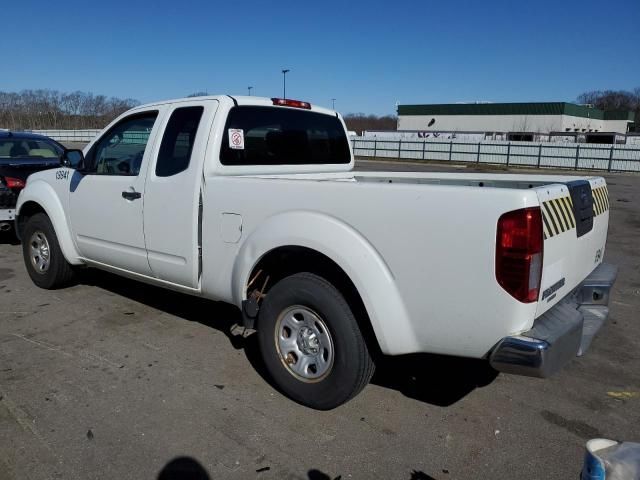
22 213 76 289
257 272 375 410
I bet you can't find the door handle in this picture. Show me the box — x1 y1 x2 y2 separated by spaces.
122 190 142 200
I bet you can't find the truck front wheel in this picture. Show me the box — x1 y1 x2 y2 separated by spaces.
22 213 76 289
256 272 375 410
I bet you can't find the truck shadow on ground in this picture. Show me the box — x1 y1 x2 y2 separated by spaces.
83 269 497 408
370 353 498 407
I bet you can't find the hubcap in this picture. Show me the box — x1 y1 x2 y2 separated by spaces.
29 231 51 274
274 306 334 382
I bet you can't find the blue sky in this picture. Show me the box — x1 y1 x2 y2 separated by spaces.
4 0 639 115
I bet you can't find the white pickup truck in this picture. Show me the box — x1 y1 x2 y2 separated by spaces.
15 95 617 409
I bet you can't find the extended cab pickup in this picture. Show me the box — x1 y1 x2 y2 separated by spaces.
16 96 617 409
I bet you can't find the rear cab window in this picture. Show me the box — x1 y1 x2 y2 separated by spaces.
220 106 350 166
156 106 204 177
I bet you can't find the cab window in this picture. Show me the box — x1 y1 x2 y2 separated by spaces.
156 107 204 177
220 106 350 165
87 112 158 175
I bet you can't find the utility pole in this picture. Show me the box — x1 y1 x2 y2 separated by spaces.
281 69 290 99
332 98 336 110
248 86 253 96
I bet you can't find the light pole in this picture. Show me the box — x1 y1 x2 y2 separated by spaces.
248 86 253 96
332 98 336 110
281 69 290 99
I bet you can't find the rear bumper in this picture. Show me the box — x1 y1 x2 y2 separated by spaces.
489 263 617 378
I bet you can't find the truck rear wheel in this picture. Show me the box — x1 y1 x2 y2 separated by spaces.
22 213 76 289
256 272 375 410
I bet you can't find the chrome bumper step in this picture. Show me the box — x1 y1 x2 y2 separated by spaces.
490 263 618 378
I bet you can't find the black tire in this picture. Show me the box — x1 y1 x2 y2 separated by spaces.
22 213 76 289
257 272 375 410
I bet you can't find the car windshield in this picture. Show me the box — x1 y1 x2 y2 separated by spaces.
0 139 62 159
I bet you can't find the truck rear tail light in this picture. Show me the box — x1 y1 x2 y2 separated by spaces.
271 98 311 109
496 207 543 303
4 177 25 189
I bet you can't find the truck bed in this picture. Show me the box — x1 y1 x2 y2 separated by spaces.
203 169 610 359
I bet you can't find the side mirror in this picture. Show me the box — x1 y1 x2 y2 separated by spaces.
60 149 85 170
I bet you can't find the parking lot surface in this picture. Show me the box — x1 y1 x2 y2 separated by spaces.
0 161 638 479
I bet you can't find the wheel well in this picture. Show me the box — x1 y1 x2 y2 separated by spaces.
246 246 382 356
16 201 46 239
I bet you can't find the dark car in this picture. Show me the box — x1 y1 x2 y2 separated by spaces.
0 131 65 232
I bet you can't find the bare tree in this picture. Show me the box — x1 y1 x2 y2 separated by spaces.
577 87 640 112
343 113 397 134
577 88 640 131
0 89 139 130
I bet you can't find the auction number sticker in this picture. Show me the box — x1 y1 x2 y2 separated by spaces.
229 129 245 150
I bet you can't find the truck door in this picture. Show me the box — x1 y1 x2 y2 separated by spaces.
69 109 162 275
142 100 218 288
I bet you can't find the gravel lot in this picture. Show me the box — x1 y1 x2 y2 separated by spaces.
0 161 638 480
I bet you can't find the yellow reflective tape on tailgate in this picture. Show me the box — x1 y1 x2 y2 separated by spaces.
558 197 575 228
541 196 576 239
592 185 610 216
593 187 603 215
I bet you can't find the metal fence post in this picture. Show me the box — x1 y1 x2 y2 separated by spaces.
476 142 481 163
537 143 542 168
398 139 402 159
574 144 580 170
449 140 453 161
506 141 511 167
373 139 377 159
422 139 426 160
608 144 614 172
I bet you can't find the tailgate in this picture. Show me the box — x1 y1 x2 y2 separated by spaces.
535 177 610 317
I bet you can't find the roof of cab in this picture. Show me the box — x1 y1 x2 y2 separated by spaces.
128 95 336 117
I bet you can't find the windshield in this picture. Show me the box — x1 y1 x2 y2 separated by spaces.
220 106 351 166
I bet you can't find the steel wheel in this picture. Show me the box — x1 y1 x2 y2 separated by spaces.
29 231 51 274
257 272 375 409
22 213 76 289
274 305 335 383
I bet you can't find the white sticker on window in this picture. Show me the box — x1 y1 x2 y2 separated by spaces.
228 129 245 150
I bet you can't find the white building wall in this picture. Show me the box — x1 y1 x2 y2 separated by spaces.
397 114 626 133
603 119 632 133
559 115 605 132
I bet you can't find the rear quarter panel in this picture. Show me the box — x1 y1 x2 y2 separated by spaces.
201 175 540 358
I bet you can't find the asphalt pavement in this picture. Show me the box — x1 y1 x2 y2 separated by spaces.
0 161 638 479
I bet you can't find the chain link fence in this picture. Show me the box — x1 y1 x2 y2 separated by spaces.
29 129 102 143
